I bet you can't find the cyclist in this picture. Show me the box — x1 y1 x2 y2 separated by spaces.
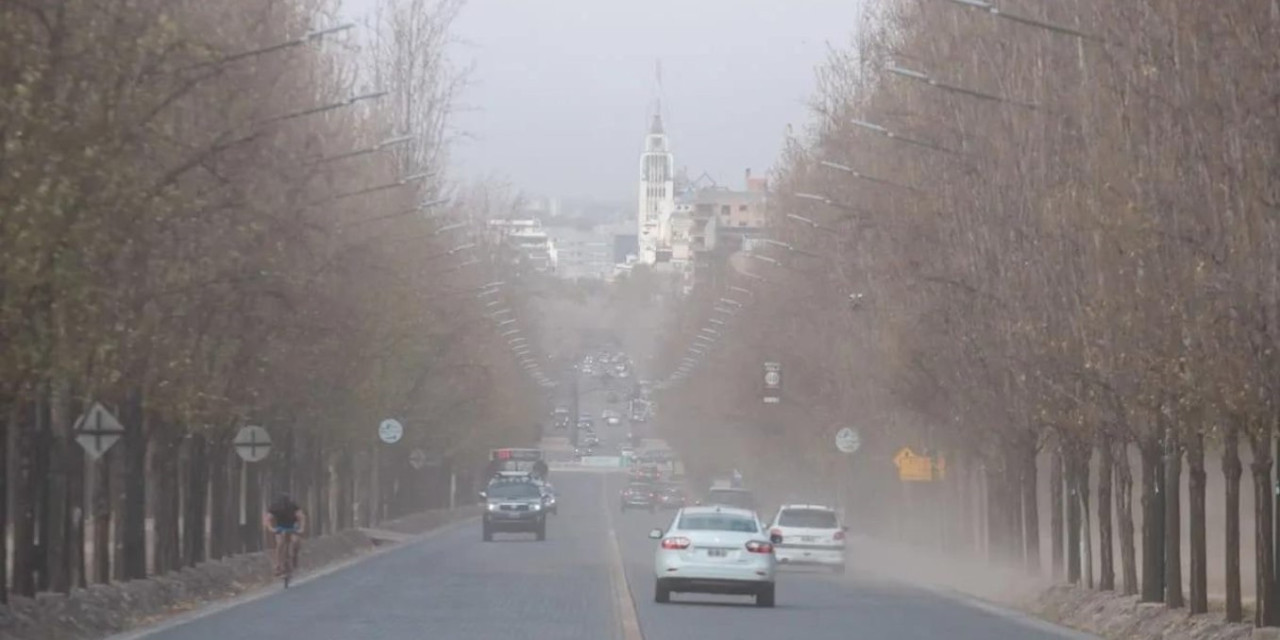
264 493 306 576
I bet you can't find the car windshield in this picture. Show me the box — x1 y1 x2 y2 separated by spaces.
778 509 839 529
678 514 759 533
487 483 540 499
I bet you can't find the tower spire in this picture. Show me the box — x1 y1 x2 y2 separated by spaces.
651 59 664 133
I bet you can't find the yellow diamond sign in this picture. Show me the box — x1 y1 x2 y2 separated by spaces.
893 447 944 482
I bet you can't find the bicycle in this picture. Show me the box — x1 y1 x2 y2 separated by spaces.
274 528 302 588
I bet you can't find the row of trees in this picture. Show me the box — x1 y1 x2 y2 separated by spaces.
0 0 543 601
655 0 1280 629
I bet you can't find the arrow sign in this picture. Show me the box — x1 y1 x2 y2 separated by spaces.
234 425 272 463
74 403 125 460
379 418 404 444
409 448 427 470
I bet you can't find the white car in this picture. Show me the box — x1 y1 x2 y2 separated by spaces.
649 506 777 607
767 504 847 573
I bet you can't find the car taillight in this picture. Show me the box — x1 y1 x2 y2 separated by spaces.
833 530 845 541
746 540 774 554
661 537 691 550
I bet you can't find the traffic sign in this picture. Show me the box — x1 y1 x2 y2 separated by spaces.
762 362 782 404
409 448 427 469
835 427 861 454
234 426 272 463
379 418 404 444
74 403 125 460
893 446 944 482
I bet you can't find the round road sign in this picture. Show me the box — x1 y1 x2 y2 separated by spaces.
234 425 273 462
764 371 781 386
835 427 861 454
379 418 404 444
409 448 427 469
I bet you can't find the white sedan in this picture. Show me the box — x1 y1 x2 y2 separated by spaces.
649 506 777 607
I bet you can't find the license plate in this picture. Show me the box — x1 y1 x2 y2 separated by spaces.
801 536 816 542
706 548 728 557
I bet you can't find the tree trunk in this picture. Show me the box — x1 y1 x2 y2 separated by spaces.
92 451 111 583
1022 440 1040 574
0 392 12 602
68 424 86 589
183 433 208 567
1250 430 1277 627
1224 424 1244 622
313 438 328 537
32 390 51 592
1099 438 1115 591
1164 421 1184 608
242 461 263 552
12 396 38 596
45 379 72 593
152 430 182 575
1079 447 1094 589
207 435 229 559
227 452 242 554
986 462 1007 563
120 389 147 580
1140 438 1166 602
1051 446 1065 580
998 450 1018 565
1067 444 1082 585
1116 443 1139 596
1187 431 1207 614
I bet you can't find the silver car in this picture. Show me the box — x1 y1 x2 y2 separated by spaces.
649 506 777 607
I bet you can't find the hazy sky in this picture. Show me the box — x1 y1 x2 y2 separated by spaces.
341 0 863 203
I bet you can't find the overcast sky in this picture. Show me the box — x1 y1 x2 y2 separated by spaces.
341 0 863 203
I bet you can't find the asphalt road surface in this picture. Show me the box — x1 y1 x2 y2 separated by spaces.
125 470 1096 640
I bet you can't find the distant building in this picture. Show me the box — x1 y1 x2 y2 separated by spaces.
486 218 558 273
637 113 675 266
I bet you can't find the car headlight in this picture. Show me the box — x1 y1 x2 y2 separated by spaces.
530 502 542 511
487 503 499 511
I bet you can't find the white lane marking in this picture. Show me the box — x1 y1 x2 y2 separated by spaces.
106 516 478 640
603 477 645 640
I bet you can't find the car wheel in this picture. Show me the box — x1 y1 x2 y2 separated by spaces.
482 525 493 542
654 580 671 604
536 522 547 541
756 584 775 608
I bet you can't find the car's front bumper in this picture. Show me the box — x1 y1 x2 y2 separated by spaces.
484 512 544 530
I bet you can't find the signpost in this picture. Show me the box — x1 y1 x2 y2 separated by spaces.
893 446 944 482
378 418 404 445
835 427 861 454
762 362 782 404
234 425 272 463
74 403 125 460
409 448 427 470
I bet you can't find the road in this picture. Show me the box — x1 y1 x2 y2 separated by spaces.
126 468 1095 640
